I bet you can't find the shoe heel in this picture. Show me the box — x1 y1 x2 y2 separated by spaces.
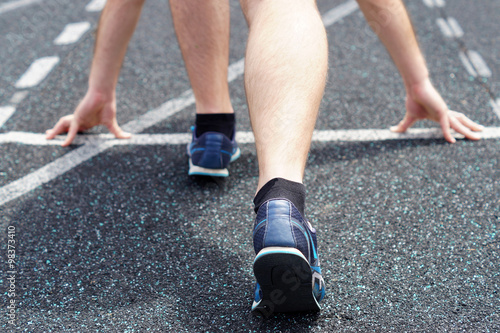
253 247 320 313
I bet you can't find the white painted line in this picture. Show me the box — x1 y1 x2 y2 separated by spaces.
467 50 492 78
0 132 193 146
313 127 500 141
322 0 359 27
0 132 190 146
0 0 42 15
227 58 245 83
121 90 195 134
3 127 500 147
434 0 446 8
447 17 464 38
422 0 434 8
9 91 28 105
459 51 477 77
115 133 192 145
54 22 91 45
85 0 106 12
436 18 453 38
0 1 361 208
437 17 464 38
0 131 62 145
490 99 500 120
0 106 16 128
1 127 499 208
15 56 60 89
0 141 114 207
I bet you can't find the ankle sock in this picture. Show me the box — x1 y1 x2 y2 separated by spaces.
253 178 306 217
195 113 235 138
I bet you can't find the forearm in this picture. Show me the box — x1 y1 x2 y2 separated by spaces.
88 0 145 96
356 0 429 89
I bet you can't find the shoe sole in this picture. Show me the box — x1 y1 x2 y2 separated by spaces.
188 148 241 177
188 159 229 177
252 247 321 314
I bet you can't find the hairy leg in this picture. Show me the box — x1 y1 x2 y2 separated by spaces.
170 0 234 115
240 0 328 191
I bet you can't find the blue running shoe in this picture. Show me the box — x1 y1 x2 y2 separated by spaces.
187 126 240 177
252 199 325 314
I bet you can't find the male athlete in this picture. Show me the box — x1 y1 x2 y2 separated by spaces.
46 0 483 314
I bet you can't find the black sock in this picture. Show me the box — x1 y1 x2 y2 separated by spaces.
253 178 306 217
195 113 235 138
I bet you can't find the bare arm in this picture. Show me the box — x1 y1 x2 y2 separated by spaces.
46 0 145 146
356 0 483 142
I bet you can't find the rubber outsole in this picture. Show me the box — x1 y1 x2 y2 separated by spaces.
252 247 320 314
188 159 229 177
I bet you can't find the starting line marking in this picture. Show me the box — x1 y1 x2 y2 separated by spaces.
1 127 498 208
1 127 500 147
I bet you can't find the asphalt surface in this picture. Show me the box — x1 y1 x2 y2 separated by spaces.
1 0 499 332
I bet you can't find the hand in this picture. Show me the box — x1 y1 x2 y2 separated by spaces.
390 78 484 143
45 90 131 146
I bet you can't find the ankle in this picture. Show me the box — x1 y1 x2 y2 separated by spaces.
195 113 235 138
253 178 306 217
